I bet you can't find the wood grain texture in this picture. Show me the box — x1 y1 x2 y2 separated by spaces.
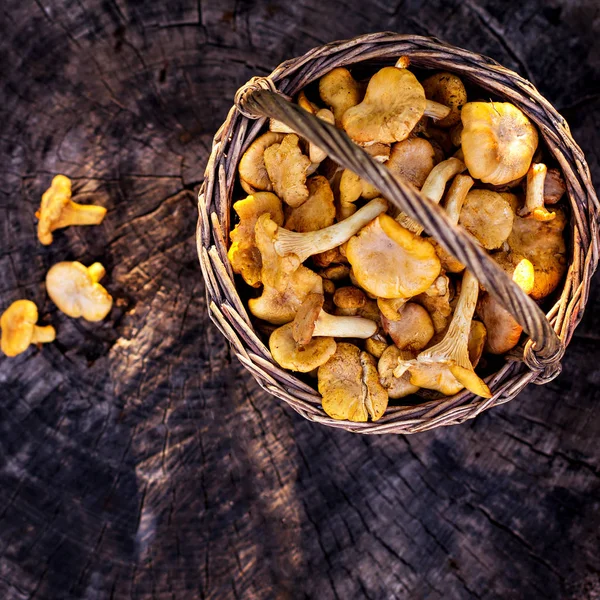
0 0 599 598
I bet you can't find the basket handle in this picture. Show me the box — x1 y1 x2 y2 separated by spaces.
235 82 564 372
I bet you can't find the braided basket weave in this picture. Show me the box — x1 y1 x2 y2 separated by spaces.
197 33 598 434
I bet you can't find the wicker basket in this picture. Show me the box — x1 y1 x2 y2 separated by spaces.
197 33 598 434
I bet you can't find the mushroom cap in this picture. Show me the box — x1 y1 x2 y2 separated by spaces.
407 360 490 398
319 67 363 126
543 168 566 205
46 262 113 322
414 275 453 334
36 175 72 245
498 208 567 300
381 303 434 352
378 346 419 399
248 215 323 324
458 189 514 250
284 176 335 232
292 292 324 345
477 293 522 354
461 101 539 185
468 320 487 367
264 134 312 208
365 332 388 359
386 138 436 189
342 67 426 144
422 72 467 128
228 192 284 287
318 343 388 422
333 286 366 310
297 90 320 114
238 132 285 192
1 300 40 356
339 169 380 205
346 214 441 299
270 322 336 372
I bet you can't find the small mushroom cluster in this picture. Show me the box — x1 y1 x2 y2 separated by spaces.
1 175 113 357
228 58 569 422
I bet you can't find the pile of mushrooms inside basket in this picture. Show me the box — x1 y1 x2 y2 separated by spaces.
226 57 568 423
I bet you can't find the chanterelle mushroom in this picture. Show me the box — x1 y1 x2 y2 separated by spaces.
346 214 441 299
318 343 388 422
458 189 514 250
342 66 426 144
270 322 336 372
36 175 107 245
264 134 312 207
292 292 377 345
46 261 113 322
378 346 419 399
1 300 56 357
381 303 434 352
421 72 467 128
284 176 335 233
273 197 388 263
228 192 284 287
461 101 538 185
395 270 491 398
238 132 285 194
414 274 453 334
386 138 436 190
519 163 555 221
431 174 474 272
249 214 323 324
495 208 567 300
319 67 363 126
396 157 466 234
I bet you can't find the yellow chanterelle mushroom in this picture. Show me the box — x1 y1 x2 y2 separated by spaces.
461 101 539 185
46 261 113 322
36 175 107 245
1 300 56 357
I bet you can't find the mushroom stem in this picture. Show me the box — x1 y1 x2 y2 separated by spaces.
520 163 555 221
395 270 491 398
88 262 107 283
274 197 388 262
424 100 452 121
30 325 56 344
396 158 466 234
54 201 107 229
443 174 474 224
313 311 377 339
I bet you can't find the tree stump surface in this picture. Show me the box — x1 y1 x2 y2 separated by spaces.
1 1 599 598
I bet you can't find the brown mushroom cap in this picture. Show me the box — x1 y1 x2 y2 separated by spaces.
318 343 388 422
284 176 336 232
422 72 467 128
543 168 566 205
342 67 426 144
461 101 539 185
239 132 285 192
228 192 284 287
319 67 363 126
248 215 323 324
477 293 522 355
414 275 453 334
346 214 441 299
459 189 514 250
1 300 56 357
46 262 113 322
381 303 434 352
386 138 436 189
378 346 419 399
270 322 336 372
292 292 324 345
264 134 312 208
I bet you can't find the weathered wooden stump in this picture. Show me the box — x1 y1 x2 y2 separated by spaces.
1 1 599 598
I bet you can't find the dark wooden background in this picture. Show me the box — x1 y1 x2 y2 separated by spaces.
1 0 599 598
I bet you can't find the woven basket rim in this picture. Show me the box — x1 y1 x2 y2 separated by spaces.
198 33 599 434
